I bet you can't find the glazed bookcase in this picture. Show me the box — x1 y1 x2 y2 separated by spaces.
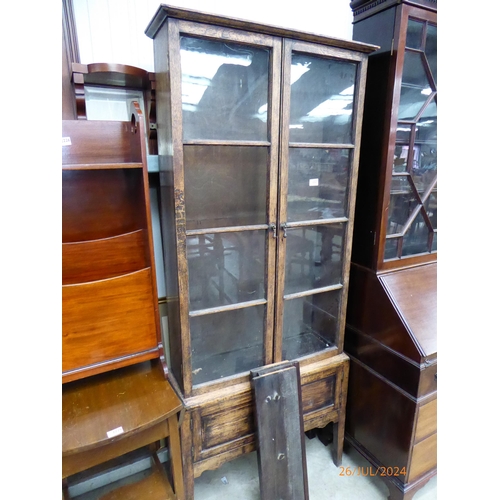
145 5 376 497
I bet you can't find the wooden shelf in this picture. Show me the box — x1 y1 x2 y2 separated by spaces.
62 162 143 170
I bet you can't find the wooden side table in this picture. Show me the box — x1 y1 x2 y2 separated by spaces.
62 360 184 499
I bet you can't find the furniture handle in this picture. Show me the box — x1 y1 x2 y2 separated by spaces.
280 223 288 238
269 223 277 238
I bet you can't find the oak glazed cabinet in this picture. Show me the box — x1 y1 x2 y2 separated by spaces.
345 1 437 499
145 5 377 497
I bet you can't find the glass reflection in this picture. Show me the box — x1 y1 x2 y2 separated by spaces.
406 20 424 49
180 36 270 141
184 145 268 230
398 52 432 120
187 231 266 311
425 24 437 84
424 192 437 229
289 53 356 144
190 305 265 385
401 209 430 256
384 238 399 260
284 225 344 295
387 176 419 235
282 290 340 360
287 148 350 221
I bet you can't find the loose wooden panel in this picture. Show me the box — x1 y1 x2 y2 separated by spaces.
62 169 146 243
251 362 309 500
414 398 437 443
408 432 437 482
62 269 157 373
62 230 148 285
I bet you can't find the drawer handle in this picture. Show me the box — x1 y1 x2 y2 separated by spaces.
434 373 437 382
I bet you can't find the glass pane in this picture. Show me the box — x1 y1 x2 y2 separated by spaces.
284 224 345 295
180 36 269 141
282 290 340 359
431 232 437 252
190 305 265 384
401 209 430 256
184 146 268 230
187 231 266 311
406 19 424 49
289 53 356 144
384 238 399 260
398 51 432 120
394 124 411 172
425 24 437 85
413 110 437 193
386 176 419 235
424 191 437 229
287 148 350 221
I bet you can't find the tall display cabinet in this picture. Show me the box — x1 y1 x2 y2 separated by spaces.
345 1 437 499
145 5 376 497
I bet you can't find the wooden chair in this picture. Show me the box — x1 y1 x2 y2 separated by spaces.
62 359 185 499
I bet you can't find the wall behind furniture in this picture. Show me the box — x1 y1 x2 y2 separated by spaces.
73 0 354 71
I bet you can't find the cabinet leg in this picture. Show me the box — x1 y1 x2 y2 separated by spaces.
331 421 344 466
168 414 185 500
180 414 195 500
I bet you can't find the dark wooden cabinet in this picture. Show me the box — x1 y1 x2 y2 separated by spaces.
145 5 376 498
345 1 437 499
62 106 165 383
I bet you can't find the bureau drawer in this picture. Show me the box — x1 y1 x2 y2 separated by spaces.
409 432 437 482
414 398 437 443
418 362 437 397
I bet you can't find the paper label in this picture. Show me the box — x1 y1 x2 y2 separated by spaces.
62 137 72 146
309 178 319 186
106 426 124 438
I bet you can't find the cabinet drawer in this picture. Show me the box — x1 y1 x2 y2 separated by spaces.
409 432 437 482
62 269 158 373
414 398 437 443
418 361 437 397
200 394 254 453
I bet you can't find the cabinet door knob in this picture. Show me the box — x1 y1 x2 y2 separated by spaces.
280 223 288 238
269 223 277 238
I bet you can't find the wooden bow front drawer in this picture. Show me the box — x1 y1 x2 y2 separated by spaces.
62 269 158 373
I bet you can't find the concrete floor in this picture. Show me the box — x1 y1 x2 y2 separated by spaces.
194 436 437 500
70 435 437 499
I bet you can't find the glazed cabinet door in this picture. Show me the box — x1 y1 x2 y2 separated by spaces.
382 7 437 264
167 19 282 395
275 40 366 362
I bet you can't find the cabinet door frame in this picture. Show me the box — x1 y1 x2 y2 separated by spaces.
167 18 282 397
274 39 369 365
376 4 437 271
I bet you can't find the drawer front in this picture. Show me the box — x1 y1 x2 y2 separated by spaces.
193 356 347 463
414 398 437 443
302 374 337 415
200 394 254 453
418 362 437 397
409 432 437 482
